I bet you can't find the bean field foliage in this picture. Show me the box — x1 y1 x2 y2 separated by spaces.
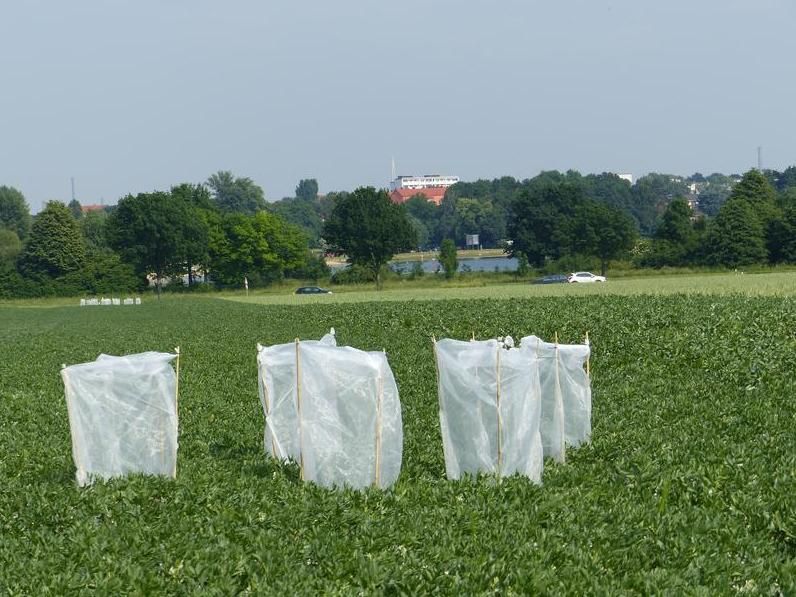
0 295 794 593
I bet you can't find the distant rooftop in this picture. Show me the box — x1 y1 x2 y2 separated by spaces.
390 174 459 191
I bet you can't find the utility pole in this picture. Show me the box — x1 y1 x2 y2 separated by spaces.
71 177 75 202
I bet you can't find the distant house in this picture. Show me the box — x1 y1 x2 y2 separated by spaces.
388 174 458 206
81 204 105 214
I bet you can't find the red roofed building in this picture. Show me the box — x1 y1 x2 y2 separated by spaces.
389 186 447 205
81 204 106 214
388 173 458 206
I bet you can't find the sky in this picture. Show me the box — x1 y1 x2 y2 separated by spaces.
2 1 795 213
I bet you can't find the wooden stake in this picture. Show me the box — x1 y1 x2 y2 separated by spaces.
496 344 502 480
173 347 180 477
295 339 305 481
584 331 591 378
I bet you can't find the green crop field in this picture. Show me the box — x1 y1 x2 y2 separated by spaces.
1 287 794 592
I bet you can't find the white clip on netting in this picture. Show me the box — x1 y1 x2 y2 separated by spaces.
60 350 180 487
520 336 591 462
257 330 403 490
433 338 543 483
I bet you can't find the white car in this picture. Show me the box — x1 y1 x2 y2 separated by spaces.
568 271 606 283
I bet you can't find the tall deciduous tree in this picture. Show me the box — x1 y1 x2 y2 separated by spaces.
571 201 637 275
207 211 309 287
107 191 195 295
648 198 699 266
323 187 416 289
206 171 266 215
19 201 86 277
507 181 582 267
68 199 83 220
295 179 319 202
0 228 22 267
704 197 767 267
170 184 212 285
439 238 458 279
0 186 32 239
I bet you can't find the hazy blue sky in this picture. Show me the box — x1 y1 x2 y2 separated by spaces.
2 1 794 212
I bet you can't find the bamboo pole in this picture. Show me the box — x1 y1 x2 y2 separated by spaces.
496 344 502 480
294 338 305 481
173 347 180 477
584 331 591 378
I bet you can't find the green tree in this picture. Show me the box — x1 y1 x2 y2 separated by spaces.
295 179 319 202
407 215 430 250
404 195 439 248
323 187 416 289
270 198 323 246
0 186 32 239
703 197 767 267
68 199 83 220
726 170 781 263
571 201 637 275
206 171 266 215
453 198 504 247
171 184 212 285
19 201 86 277
208 211 309 287
439 238 458 279
81 210 110 252
0 228 22 267
107 191 195 295
631 174 690 235
648 198 698 266
507 181 582 267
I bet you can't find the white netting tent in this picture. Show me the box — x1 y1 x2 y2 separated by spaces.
433 338 543 483
520 335 592 463
60 350 180 487
257 330 403 490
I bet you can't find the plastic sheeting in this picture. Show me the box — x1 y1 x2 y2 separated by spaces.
257 331 403 490
520 336 592 461
60 351 179 487
434 339 543 483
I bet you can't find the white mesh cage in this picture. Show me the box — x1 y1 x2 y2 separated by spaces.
257 331 403 490
257 330 337 462
433 339 543 483
521 336 592 458
60 351 179 487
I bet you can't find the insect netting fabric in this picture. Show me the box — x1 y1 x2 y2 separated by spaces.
257 331 337 462
257 333 403 490
61 351 179 487
520 336 592 461
433 339 543 483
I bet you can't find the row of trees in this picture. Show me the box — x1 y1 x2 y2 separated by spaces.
0 174 325 298
647 170 796 267
3 165 796 297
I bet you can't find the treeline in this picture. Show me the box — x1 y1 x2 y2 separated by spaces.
3 165 796 298
0 173 327 298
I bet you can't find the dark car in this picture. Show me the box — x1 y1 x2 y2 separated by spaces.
532 274 569 285
295 286 333 295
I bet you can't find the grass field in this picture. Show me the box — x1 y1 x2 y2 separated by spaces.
1 278 794 593
225 270 796 306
